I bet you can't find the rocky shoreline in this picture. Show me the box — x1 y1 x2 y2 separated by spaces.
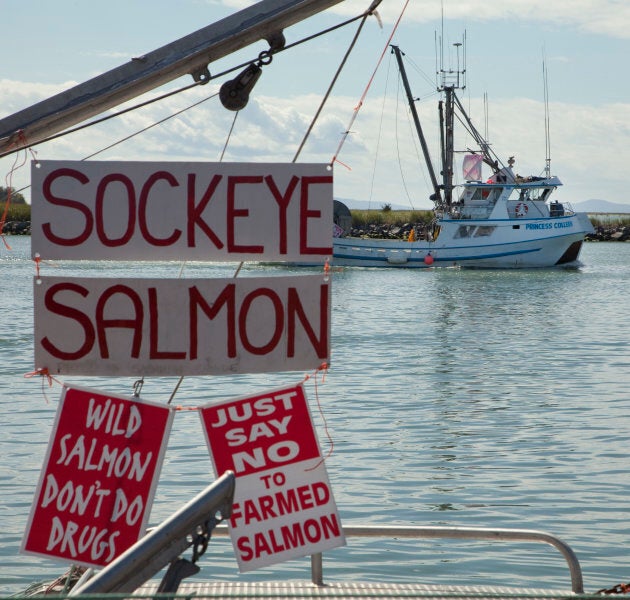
586 224 630 242
2 221 31 235
2 220 629 241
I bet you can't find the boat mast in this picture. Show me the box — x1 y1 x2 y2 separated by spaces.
543 56 551 178
437 38 465 208
437 33 505 184
442 86 455 207
390 45 442 207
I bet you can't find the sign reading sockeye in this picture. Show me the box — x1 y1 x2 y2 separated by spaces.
199 384 344 571
34 274 330 376
21 385 173 568
31 161 332 262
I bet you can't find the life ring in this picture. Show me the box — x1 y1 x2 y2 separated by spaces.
515 202 528 217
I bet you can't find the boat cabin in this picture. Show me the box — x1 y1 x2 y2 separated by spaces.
448 171 570 221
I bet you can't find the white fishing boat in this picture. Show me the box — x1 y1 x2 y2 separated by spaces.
332 45 594 269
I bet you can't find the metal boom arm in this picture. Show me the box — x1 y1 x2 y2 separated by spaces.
390 45 442 205
0 0 345 157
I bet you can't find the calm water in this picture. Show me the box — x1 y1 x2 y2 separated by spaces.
1 237 629 594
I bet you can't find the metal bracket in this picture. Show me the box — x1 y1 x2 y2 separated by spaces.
157 558 200 594
265 30 286 51
191 65 211 84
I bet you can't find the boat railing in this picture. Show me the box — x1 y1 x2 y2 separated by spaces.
211 524 584 594
549 201 576 217
64 476 583 596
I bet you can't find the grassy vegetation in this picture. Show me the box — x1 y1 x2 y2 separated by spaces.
350 209 434 227
1 205 436 226
589 214 630 228
3 203 31 222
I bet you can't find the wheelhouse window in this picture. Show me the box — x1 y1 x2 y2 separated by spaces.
471 187 502 202
455 225 475 238
474 226 496 237
525 187 552 202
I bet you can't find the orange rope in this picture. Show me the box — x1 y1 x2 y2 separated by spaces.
33 254 41 278
303 363 333 471
24 367 61 404
330 0 410 168
24 367 58 387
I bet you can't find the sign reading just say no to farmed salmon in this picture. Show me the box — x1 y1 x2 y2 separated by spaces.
21 385 173 568
199 383 345 572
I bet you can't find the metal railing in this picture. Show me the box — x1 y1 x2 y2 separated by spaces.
213 524 584 593
67 480 583 596
313 525 584 593
70 471 235 596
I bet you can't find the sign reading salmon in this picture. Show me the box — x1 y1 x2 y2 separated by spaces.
31 161 332 262
21 385 173 568
199 384 344 571
34 274 331 376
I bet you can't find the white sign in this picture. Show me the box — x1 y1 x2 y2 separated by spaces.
199 384 344 571
34 274 331 376
31 161 333 262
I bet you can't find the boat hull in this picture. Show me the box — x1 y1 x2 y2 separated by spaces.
332 214 593 269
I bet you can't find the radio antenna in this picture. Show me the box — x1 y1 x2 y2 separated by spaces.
542 50 551 177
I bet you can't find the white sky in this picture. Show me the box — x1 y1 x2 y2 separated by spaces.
1 0 629 209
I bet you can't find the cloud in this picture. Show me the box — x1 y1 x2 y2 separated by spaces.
329 0 630 39
1 65 629 208
0 80 79 120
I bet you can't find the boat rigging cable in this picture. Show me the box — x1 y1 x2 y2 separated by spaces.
365 52 393 210
330 0 410 168
161 0 374 400
394 75 417 211
292 5 376 162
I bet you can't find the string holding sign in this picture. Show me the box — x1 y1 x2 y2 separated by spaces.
23 367 60 404
302 364 334 471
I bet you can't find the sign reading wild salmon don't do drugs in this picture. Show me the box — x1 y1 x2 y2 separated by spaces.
21 385 173 568
199 383 345 571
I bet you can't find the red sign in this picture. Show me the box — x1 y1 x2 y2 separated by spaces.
31 161 333 262
34 274 331 376
199 384 344 571
21 385 173 568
